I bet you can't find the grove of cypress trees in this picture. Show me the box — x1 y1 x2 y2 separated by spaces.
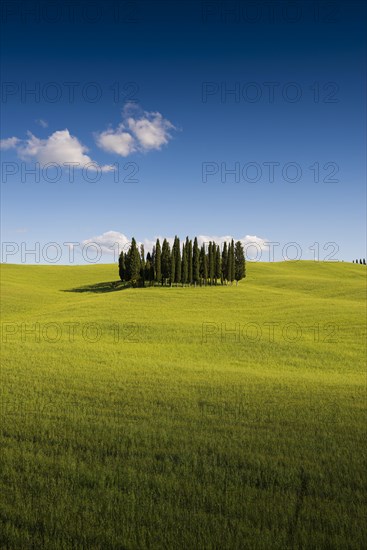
118 236 249 288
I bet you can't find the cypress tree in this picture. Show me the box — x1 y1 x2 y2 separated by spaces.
226 241 233 285
118 251 126 281
127 238 141 286
170 244 176 286
182 242 188 285
161 239 171 285
200 244 208 285
208 242 215 285
193 237 200 286
151 246 156 283
212 243 216 285
230 239 235 284
199 244 204 285
234 240 245 285
146 252 155 285
140 244 145 286
174 236 181 285
145 253 152 285
188 238 193 285
215 244 221 285
205 245 209 284
125 248 131 281
155 239 162 284
222 242 228 284
244 246 247 279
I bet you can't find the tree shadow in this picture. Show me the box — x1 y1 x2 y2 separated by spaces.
62 281 128 294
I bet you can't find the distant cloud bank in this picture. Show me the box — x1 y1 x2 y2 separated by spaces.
81 231 268 256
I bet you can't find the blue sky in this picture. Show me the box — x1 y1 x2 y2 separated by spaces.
1 0 366 263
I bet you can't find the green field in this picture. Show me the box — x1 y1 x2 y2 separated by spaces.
1 261 366 549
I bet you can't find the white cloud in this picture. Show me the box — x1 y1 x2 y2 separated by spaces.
95 104 176 156
36 119 48 128
81 231 131 255
81 232 176 256
0 137 19 150
127 112 175 151
241 235 269 250
16 130 114 172
96 129 136 157
239 235 269 260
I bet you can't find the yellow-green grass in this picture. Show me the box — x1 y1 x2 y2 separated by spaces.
0 261 366 549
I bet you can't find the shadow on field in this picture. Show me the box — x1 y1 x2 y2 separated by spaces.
62 281 129 294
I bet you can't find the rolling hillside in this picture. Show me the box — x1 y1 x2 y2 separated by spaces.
1 261 366 549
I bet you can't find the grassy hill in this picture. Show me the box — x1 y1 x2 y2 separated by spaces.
1 261 366 549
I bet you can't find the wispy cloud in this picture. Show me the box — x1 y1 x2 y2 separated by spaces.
35 119 48 128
